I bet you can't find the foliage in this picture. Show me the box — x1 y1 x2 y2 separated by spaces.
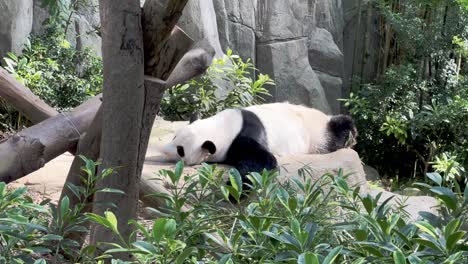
1 160 467 263
0 0 102 133
344 0 468 185
0 156 121 263
3 27 103 111
160 49 274 121
39 0 99 36
87 162 468 263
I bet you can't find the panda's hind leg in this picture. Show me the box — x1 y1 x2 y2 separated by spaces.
224 135 278 191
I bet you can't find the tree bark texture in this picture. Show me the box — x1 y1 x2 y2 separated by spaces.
89 0 146 252
143 0 190 77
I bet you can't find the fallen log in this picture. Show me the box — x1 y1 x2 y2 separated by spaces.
0 67 58 123
0 95 101 183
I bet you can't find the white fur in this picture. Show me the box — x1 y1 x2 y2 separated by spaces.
162 109 242 165
162 102 331 165
245 103 330 155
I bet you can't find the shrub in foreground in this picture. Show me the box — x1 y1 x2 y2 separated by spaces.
1 160 467 263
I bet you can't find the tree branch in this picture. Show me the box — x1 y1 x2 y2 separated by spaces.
0 95 101 183
0 67 58 123
143 0 190 77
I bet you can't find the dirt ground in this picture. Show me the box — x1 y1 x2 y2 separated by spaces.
9 153 74 204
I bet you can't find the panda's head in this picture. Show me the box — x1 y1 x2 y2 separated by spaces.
161 126 217 166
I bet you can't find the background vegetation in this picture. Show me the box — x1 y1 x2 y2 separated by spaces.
344 0 468 189
160 50 274 121
0 0 102 134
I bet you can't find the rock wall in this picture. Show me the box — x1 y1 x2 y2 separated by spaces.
0 0 33 59
0 0 102 59
183 0 350 114
0 0 378 114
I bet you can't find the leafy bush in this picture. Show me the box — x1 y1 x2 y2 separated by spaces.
3 27 103 111
88 162 468 263
0 156 120 263
0 0 103 132
160 50 274 121
1 160 467 263
344 0 468 186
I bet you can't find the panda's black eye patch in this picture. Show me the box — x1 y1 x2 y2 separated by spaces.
177 146 185 157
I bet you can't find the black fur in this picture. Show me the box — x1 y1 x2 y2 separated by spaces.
223 109 276 191
202 140 216 154
224 136 278 186
237 109 268 147
326 115 357 152
177 146 185 157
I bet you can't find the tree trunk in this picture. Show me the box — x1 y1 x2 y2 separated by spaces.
59 107 103 245
89 0 146 256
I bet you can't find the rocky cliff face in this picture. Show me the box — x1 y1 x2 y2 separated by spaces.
0 0 372 114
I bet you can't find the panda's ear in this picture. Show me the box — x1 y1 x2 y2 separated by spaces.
201 140 216 155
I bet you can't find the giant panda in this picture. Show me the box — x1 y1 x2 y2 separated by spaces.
160 102 357 187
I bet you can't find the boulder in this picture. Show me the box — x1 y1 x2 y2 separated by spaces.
0 0 33 58
213 0 256 64
308 27 344 78
73 14 102 56
256 39 331 113
363 165 380 181
314 70 343 114
369 190 439 222
314 0 344 48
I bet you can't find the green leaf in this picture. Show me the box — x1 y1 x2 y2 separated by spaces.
174 161 184 184
415 221 438 238
446 231 465 252
86 213 114 234
430 187 457 211
153 218 177 243
445 219 461 238
105 211 119 234
60 196 70 218
97 188 125 195
132 241 158 254
229 169 243 194
393 249 406 264
426 172 442 186
175 246 196 264
323 246 342 264
407 255 423 264
41 234 63 241
298 252 319 264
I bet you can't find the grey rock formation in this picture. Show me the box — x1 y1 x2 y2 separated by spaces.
211 0 345 113
179 0 225 59
14 0 101 56
363 165 380 181
31 0 49 35
0 0 33 59
257 39 331 112
0 0 380 115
